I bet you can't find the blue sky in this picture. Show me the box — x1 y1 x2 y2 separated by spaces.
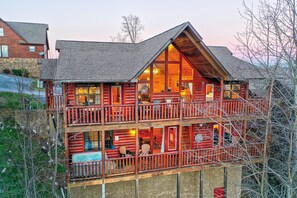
2 0 258 58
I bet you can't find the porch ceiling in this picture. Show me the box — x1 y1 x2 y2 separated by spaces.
174 32 224 79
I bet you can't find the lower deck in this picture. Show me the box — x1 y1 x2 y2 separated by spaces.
69 143 264 182
66 121 265 182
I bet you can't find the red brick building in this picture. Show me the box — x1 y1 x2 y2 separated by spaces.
0 18 49 77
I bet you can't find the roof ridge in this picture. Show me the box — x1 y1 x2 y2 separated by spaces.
140 22 189 44
7 21 48 26
56 39 137 45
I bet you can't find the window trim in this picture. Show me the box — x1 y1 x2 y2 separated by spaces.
84 131 114 152
75 84 100 106
0 28 4 36
223 124 232 147
223 82 241 100
0 45 8 58
29 46 35 52
213 124 219 147
206 84 214 101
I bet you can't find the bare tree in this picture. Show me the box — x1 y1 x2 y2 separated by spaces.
111 14 144 43
236 0 297 197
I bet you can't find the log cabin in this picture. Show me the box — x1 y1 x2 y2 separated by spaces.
41 22 268 198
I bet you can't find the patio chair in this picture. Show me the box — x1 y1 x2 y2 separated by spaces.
119 146 132 157
119 146 127 157
140 144 150 155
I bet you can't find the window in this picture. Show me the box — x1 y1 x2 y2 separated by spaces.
206 84 214 101
138 83 150 102
168 127 177 150
138 68 150 81
223 124 232 146
29 46 35 52
0 28 4 36
153 63 165 92
84 131 114 151
181 82 193 102
167 44 180 61
0 45 8 57
182 57 193 81
75 84 100 105
167 64 179 92
224 83 240 99
213 124 219 146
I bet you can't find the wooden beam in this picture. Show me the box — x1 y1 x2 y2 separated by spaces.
183 31 228 80
135 128 139 175
65 116 262 133
218 80 224 162
100 83 105 125
101 130 106 180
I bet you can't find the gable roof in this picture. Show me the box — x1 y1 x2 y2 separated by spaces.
208 46 264 80
6 21 48 45
40 59 57 80
55 22 230 82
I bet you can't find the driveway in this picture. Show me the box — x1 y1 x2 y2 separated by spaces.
0 73 45 103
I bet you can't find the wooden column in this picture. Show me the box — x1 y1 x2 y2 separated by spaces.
177 172 181 198
62 83 67 128
135 128 139 175
218 80 224 162
178 125 182 168
101 130 106 179
179 99 183 120
135 82 139 123
100 83 105 125
65 132 70 183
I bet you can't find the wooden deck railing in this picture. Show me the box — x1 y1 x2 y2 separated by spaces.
139 102 180 121
64 99 268 126
47 94 63 110
104 104 136 123
66 106 101 126
69 143 265 181
182 148 218 166
183 101 220 118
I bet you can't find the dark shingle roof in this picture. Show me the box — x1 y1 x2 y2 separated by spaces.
53 23 258 82
7 21 48 44
40 59 57 80
208 46 264 80
54 22 195 82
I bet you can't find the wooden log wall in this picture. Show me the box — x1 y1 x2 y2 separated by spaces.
68 129 136 160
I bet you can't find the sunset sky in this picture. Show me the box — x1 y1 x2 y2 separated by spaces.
2 0 258 58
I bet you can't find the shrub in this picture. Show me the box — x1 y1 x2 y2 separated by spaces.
12 68 30 77
3 68 11 74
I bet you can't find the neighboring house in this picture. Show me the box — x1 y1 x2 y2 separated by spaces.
41 22 268 198
0 18 49 77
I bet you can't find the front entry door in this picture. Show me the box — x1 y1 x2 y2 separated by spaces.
168 126 178 151
111 85 122 121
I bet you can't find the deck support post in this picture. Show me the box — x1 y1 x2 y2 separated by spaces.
65 132 70 183
135 82 139 123
177 172 181 198
135 128 139 175
135 177 140 198
101 130 106 179
102 182 106 198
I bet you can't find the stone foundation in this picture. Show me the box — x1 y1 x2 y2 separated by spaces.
68 166 242 198
0 58 40 78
